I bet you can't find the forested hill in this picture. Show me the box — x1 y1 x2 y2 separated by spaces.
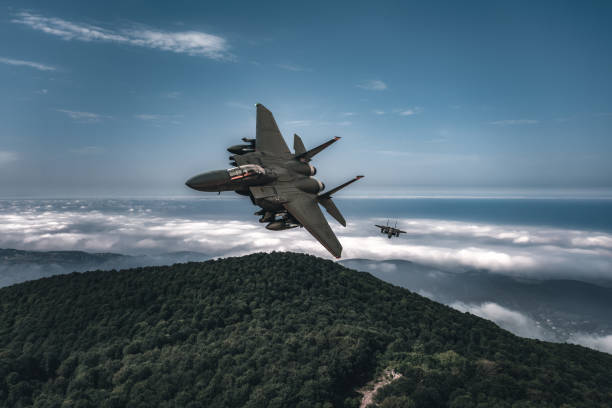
1 253 611 407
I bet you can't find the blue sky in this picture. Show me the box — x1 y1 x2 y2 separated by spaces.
1 1 611 197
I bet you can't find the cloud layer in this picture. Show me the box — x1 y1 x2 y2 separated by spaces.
451 301 612 354
1 199 612 282
451 301 548 340
12 12 230 60
568 333 612 354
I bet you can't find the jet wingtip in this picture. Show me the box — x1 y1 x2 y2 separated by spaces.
356 175 365 179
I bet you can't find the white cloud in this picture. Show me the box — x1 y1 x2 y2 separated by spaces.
226 101 254 111
0 56 56 71
451 302 548 340
134 114 182 125
337 121 352 126
276 63 311 72
489 119 539 125
357 80 387 91
342 112 356 117
285 120 312 127
570 235 612 249
373 110 385 115
0 151 18 166
57 109 107 123
164 91 181 99
397 107 422 116
12 11 230 60
135 114 161 121
568 333 612 354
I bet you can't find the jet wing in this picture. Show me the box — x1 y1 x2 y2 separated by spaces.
256 104 291 156
283 196 342 258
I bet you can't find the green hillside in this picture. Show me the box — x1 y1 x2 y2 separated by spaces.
1 252 611 407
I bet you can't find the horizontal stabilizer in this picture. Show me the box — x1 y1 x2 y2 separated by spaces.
318 175 364 199
295 136 340 162
294 134 307 156
318 197 346 226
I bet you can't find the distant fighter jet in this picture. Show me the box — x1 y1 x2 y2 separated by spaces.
185 103 364 258
376 220 406 239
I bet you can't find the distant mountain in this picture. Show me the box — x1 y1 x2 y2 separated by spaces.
1 252 612 407
340 258 612 342
0 248 210 288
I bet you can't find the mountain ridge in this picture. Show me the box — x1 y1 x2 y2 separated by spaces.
1 252 611 407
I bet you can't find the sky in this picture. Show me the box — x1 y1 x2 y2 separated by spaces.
1 1 612 197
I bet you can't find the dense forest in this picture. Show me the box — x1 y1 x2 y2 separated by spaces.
1 252 611 407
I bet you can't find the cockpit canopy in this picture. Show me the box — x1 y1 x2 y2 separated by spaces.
227 164 266 181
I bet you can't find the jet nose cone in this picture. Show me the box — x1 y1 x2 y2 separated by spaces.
185 174 208 190
185 170 230 192
185 175 198 189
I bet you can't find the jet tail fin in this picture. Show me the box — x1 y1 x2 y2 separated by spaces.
295 137 340 162
294 134 307 156
317 175 364 226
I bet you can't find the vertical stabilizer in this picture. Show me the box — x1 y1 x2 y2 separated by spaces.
294 134 307 156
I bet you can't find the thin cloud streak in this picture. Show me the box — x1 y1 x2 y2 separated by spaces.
12 11 231 60
396 107 422 116
490 119 539 125
284 120 312 127
0 56 56 71
276 63 311 72
134 114 161 121
57 109 107 123
0 151 18 166
357 79 387 91
134 113 182 125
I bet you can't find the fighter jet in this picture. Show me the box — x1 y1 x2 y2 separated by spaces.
376 220 406 239
185 103 363 258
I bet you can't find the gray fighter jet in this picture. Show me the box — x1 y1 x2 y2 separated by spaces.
375 220 406 239
185 104 363 258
